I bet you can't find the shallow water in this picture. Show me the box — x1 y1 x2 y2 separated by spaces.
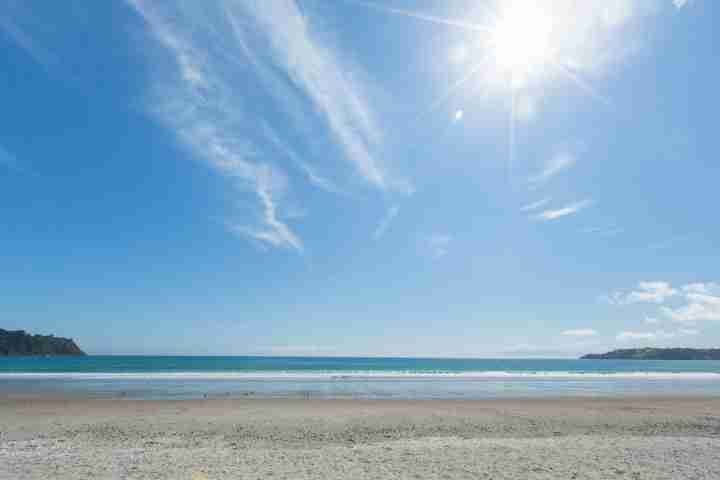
2 356 720 399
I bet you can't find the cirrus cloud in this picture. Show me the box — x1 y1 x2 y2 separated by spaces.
127 0 409 252
529 152 576 184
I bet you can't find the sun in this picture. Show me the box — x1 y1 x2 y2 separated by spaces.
489 3 554 78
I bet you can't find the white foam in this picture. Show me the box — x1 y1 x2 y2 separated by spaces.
0 371 719 381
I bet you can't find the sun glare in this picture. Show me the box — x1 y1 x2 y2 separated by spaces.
490 4 554 76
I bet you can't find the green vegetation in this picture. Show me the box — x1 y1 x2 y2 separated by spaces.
0 329 85 356
581 348 720 360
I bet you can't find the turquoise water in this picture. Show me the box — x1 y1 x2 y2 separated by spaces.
2 356 720 399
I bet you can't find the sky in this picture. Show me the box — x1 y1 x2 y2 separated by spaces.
1 0 718 357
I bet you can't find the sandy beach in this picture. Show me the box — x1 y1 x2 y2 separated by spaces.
1 396 719 479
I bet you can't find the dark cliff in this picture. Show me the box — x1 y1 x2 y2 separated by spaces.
0 329 86 356
581 348 720 360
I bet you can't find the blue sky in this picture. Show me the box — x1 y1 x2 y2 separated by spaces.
1 0 718 356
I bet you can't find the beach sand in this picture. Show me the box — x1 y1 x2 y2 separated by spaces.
1 396 719 479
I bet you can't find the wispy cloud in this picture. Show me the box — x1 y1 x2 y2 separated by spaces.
262 124 344 195
236 1 409 192
682 283 720 295
662 293 720 323
227 166 303 251
128 0 398 251
609 281 678 305
561 329 598 337
299 162 344 195
373 206 400 240
529 152 576 184
673 0 690 9
610 281 720 324
129 0 307 251
616 331 658 341
678 328 700 336
520 198 551 212
616 328 698 342
0 8 55 69
534 199 593 221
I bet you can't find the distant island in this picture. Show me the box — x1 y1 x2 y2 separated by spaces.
581 348 720 360
0 328 86 356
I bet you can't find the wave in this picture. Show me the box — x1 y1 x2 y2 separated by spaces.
1 371 719 381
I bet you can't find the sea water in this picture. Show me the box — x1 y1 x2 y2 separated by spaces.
1 356 720 400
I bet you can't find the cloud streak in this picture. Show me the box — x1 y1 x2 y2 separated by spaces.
373 206 400 240
662 293 720 323
610 281 720 324
0 6 55 69
227 166 303 251
262 124 344 196
609 281 678 305
237 1 402 191
128 0 308 251
616 328 698 342
128 0 401 251
530 152 576 184
520 198 551 212
534 199 593 221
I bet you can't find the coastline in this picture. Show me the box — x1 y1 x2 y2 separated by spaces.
2 396 719 479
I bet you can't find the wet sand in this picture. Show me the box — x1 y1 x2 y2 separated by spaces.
1 396 719 479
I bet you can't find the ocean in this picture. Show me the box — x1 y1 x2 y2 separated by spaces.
2 356 720 400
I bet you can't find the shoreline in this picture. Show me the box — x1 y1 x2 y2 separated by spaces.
2 396 720 478
2 370 720 380
3 391 720 401
4 382 720 402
